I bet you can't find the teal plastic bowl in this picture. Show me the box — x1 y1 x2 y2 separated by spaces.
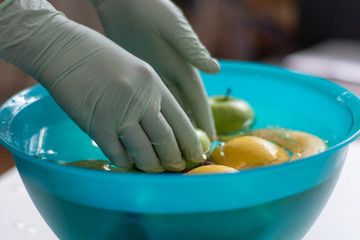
1 61 360 240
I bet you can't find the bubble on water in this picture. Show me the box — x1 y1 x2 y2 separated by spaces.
91 140 98 147
103 164 111 171
317 149 325 153
46 149 56 154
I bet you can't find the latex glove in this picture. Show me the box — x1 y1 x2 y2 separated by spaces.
89 0 220 139
0 0 206 172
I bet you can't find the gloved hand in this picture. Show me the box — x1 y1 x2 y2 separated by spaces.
88 0 220 139
0 0 206 172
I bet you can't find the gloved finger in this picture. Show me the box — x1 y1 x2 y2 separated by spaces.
162 4 220 74
91 131 133 168
161 91 206 162
141 107 185 171
119 124 166 173
176 67 217 139
160 75 187 110
160 76 196 126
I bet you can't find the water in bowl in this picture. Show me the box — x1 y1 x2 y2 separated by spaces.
19 167 340 240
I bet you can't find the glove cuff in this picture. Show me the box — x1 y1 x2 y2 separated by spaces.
0 0 67 79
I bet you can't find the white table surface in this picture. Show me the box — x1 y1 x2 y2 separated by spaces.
1 140 360 240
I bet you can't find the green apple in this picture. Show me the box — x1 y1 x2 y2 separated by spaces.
209 94 255 135
184 128 211 169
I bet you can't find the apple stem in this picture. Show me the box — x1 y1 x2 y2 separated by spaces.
225 88 231 100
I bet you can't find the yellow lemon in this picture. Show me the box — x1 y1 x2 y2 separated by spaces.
211 136 289 170
185 165 239 175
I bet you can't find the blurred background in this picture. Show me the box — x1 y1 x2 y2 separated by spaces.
1 0 360 173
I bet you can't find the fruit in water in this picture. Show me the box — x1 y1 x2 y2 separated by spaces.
196 128 211 156
245 128 327 160
184 128 212 169
211 136 289 170
185 164 239 175
209 94 255 135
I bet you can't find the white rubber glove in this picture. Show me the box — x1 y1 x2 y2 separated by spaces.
89 0 220 139
0 0 206 172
